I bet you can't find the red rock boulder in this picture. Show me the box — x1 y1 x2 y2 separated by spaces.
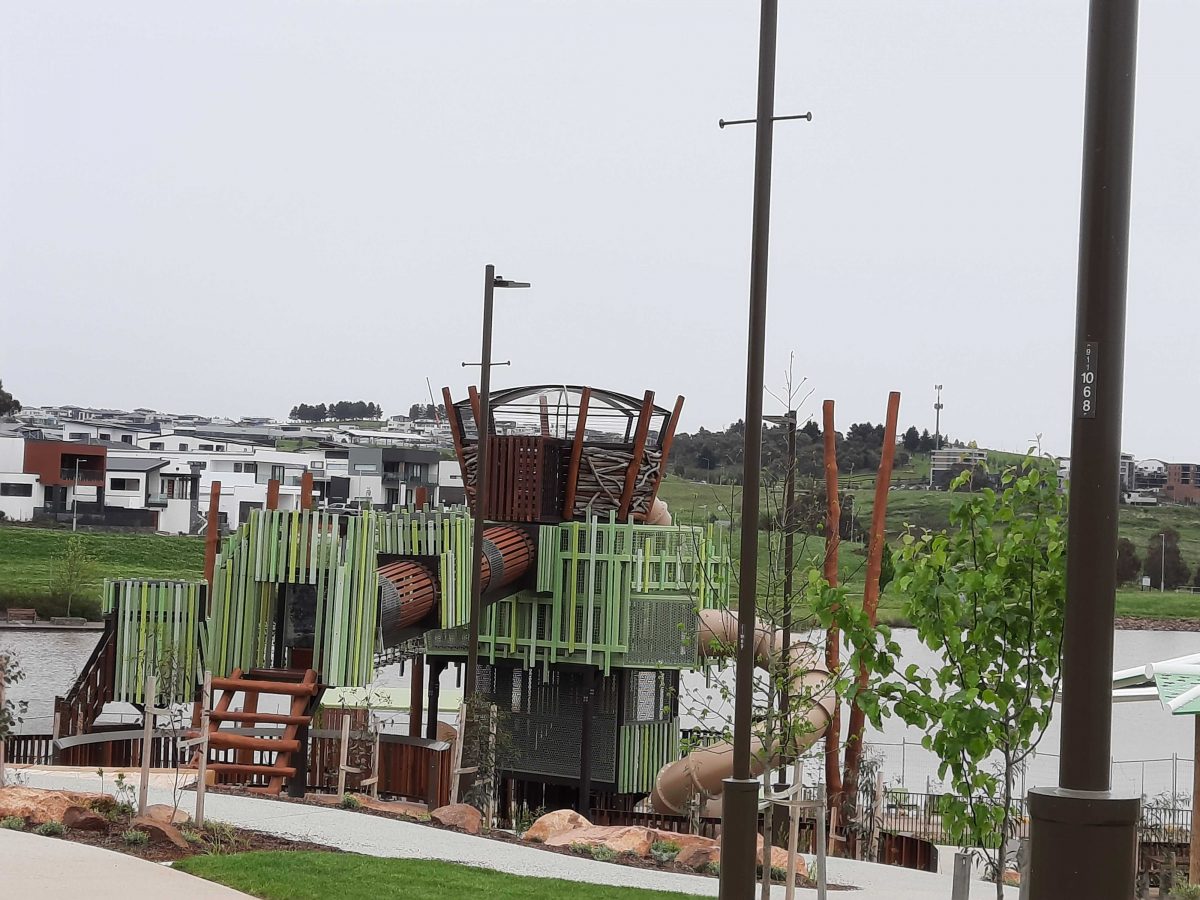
131 816 190 850
431 803 483 835
523 809 592 843
545 825 655 857
62 805 110 832
0 788 111 826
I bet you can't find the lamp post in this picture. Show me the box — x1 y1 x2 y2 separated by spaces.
71 458 81 532
933 384 943 452
1160 532 1166 592
463 265 530 704
1027 2 1140 897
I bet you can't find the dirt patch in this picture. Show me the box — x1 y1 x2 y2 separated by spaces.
56 823 337 863
1116 616 1200 632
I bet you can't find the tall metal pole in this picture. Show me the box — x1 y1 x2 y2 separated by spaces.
1161 532 1166 591
72 458 80 532
720 0 779 894
464 264 496 704
933 384 943 451
1028 2 1140 896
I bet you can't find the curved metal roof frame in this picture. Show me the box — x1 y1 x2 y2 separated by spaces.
454 384 672 418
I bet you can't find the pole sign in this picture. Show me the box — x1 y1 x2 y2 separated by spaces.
1077 342 1098 419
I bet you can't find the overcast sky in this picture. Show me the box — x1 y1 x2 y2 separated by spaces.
2 2 1198 460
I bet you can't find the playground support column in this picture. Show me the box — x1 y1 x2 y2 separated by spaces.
578 665 594 816
721 0 779 895
426 658 446 740
1028 2 1140 897
204 481 222 591
410 655 426 738
266 478 280 511
300 472 313 510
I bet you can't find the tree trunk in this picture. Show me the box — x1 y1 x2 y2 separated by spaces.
822 401 844 817
841 391 901 845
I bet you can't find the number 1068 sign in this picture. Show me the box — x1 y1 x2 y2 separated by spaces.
1078 342 1097 419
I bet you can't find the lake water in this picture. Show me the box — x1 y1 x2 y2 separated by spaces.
3 626 1196 800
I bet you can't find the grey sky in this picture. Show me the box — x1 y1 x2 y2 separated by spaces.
2 2 1197 460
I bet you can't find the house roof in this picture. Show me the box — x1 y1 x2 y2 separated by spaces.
107 456 169 473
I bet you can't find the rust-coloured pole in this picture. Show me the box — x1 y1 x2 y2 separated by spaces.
647 395 685 507
842 391 900 825
266 478 280 511
618 390 656 520
203 481 222 588
562 387 592 520
821 401 844 811
413 486 428 509
300 471 314 510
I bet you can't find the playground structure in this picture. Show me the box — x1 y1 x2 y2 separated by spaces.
49 383 829 817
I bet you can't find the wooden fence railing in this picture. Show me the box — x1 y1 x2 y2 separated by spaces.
6 725 453 810
53 613 117 739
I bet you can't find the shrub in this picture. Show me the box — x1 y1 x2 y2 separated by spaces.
568 842 591 855
589 845 618 863
0 816 26 831
181 828 204 845
650 840 681 863
122 828 150 846
339 793 362 810
1171 885 1200 900
702 861 721 876
33 821 65 837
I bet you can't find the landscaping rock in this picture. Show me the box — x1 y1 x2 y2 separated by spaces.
430 803 482 835
523 809 591 843
545 825 655 857
131 816 190 850
62 805 110 832
304 792 427 818
754 839 805 876
0 788 111 826
144 804 190 825
676 842 721 870
649 829 715 857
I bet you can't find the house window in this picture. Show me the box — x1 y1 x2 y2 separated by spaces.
0 483 33 497
121 435 134 444
110 478 139 491
232 462 258 474
178 443 188 451
149 442 164 451
68 432 88 441
100 433 111 441
310 461 325 470
199 444 214 451
216 445 225 451
353 464 378 473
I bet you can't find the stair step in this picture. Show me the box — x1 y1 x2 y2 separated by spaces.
210 710 311 726
199 762 297 778
185 731 301 753
211 676 317 697
247 668 312 682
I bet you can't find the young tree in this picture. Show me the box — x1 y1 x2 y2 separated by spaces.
0 380 20 417
1115 537 1141 585
50 535 98 617
819 459 1066 899
1145 528 1190 590
902 426 920 452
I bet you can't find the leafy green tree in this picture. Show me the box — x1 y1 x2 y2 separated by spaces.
918 428 935 452
50 535 98 617
902 426 920 452
816 459 1065 898
1116 537 1141 585
0 381 21 417
1145 528 1190 590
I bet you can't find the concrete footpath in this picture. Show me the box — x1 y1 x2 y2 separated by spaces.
13 767 1015 899
0 827 251 898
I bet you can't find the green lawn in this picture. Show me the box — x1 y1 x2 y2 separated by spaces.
174 852 705 900
0 525 204 618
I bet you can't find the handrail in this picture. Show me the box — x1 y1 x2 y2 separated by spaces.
54 725 450 753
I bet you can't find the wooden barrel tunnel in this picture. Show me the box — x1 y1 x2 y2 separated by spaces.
376 525 534 642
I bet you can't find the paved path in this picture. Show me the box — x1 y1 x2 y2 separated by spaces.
0 827 251 898
14 767 1015 899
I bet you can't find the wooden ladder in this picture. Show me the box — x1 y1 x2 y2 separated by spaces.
188 667 319 796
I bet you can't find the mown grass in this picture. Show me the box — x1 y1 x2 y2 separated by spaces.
0 525 204 618
174 852 706 900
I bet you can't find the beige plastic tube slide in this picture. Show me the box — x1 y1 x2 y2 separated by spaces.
649 608 835 814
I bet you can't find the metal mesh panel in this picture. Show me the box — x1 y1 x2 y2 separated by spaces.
480 665 618 783
624 595 698 667
622 670 675 724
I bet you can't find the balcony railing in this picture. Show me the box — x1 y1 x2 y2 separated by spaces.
60 467 104 483
147 494 169 507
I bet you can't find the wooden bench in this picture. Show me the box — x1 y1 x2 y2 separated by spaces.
3 608 37 624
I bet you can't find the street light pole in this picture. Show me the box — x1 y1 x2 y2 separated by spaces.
72 458 81 532
1027 2 1141 897
464 265 529 705
933 384 943 452
722 0 781 894
1161 532 1166 592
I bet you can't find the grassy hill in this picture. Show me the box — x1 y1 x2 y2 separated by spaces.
0 526 204 618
